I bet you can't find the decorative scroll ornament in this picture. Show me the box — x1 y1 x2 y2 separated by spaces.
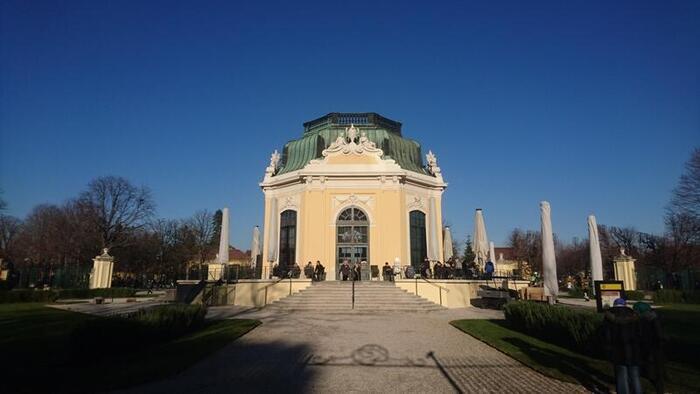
425 150 441 176
265 150 281 176
332 193 375 210
321 124 384 157
280 195 299 210
407 195 424 210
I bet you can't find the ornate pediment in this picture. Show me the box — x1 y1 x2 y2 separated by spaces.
332 193 375 210
321 124 384 158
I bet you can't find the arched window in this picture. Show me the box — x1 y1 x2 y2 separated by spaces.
279 210 297 271
409 210 427 269
336 207 369 279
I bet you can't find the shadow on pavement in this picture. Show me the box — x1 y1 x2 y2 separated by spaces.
500 336 612 393
128 341 315 394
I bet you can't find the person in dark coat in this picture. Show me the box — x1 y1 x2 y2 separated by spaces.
405 265 415 279
420 259 431 278
353 263 361 281
634 302 666 394
340 261 350 281
304 262 314 279
314 260 325 281
604 298 642 394
383 262 393 281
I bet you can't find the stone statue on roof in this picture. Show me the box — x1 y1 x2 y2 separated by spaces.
426 150 441 176
265 150 281 176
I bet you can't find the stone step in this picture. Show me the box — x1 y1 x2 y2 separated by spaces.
266 281 445 313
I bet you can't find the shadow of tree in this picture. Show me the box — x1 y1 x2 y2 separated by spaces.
500 336 613 393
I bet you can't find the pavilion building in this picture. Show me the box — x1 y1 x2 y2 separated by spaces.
260 113 447 280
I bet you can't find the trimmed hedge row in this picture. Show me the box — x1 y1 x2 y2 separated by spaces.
653 289 700 304
0 288 138 303
71 304 207 357
503 301 604 357
57 287 137 299
0 289 59 303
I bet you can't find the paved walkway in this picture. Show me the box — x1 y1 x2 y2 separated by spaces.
124 307 586 394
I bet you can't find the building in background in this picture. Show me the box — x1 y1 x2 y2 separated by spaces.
260 113 447 280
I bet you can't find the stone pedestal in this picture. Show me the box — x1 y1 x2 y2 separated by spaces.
208 264 224 281
613 249 637 291
90 248 114 289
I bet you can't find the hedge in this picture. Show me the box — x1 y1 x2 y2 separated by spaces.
56 287 137 299
503 301 604 357
653 289 700 304
0 288 138 303
0 289 59 304
71 304 207 358
625 290 646 301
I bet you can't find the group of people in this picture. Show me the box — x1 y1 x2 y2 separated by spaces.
303 261 326 281
339 260 363 281
604 298 665 394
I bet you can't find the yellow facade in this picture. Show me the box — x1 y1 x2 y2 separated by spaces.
260 122 447 281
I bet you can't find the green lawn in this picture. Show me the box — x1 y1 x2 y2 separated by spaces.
451 303 700 393
0 303 260 393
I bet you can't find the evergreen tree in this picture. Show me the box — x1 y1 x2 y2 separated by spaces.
462 236 477 276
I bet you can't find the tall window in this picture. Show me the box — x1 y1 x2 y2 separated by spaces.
409 210 427 269
279 210 297 270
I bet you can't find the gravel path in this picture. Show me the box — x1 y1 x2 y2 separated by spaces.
124 307 587 393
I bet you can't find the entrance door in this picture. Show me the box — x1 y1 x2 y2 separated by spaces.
336 207 369 280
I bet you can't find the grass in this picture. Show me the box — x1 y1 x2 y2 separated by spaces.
451 303 700 393
0 303 260 393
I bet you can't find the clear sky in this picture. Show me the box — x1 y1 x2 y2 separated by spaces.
1 0 698 250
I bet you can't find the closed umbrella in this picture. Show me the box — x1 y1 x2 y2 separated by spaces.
588 215 603 286
251 226 260 269
218 207 230 265
489 241 497 267
472 209 490 270
540 201 558 301
427 197 440 261
443 226 454 263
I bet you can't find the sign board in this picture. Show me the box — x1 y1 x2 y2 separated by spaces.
594 280 625 312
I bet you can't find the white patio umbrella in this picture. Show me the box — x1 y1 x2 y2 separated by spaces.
588 215 603 285
489 241 497 266
218 207 230 265
443 226 454 263
251 225 260 269
472 209 490 270
267 198 278 262
540 201 558 300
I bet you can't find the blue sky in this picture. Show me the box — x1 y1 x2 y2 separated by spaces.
1 0 698 250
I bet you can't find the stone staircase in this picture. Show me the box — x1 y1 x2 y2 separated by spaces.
267 281 445 313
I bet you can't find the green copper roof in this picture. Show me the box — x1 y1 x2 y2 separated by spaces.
276 113 429 176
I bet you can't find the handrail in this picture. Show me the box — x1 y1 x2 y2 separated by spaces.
418 276 451 292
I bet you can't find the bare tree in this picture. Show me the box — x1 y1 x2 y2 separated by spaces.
79 176 155 249
0 214 21 259
185 210 217 280
670 148 700 218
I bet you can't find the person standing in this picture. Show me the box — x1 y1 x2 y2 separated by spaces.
353 262 361 281
340 260 350 281
634 302 666 394
314 260 325 281
604 298 642 394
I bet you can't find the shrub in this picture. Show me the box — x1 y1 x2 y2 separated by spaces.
653 289 700 304
625 290 646 301
0 289 59 304
653 289 684 304
57 287 137 300
71 304 207 358
503 301 604 357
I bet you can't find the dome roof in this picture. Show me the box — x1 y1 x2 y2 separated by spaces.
276 113 429 176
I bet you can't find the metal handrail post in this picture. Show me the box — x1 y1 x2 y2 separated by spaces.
352 279 355 309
